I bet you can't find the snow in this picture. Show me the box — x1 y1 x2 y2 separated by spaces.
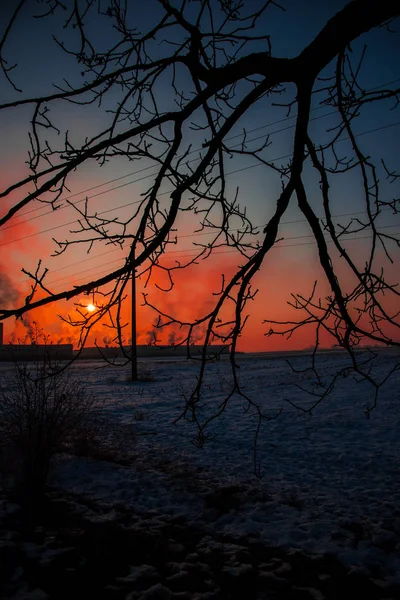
3 349 400 579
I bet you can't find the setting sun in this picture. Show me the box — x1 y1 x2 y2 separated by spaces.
87 304 96 312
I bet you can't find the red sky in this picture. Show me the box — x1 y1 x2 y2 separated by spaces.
1 170 399 352
0 213 381 351
2 174 400 352
0 217 320 350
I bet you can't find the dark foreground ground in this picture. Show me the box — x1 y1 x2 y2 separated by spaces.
1 490 399 600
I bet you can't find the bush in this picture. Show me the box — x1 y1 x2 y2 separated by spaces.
0 358 100 514
137 368 155 382
68 415 137 464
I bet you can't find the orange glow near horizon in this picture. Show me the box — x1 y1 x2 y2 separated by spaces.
1 175 399 353
0 250 335 352
2 229 399 352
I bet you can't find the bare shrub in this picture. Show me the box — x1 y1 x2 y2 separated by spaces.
137 369 155 382
68 416 137 465
0 359 101 511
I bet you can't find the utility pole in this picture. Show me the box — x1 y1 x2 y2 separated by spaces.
131 246 138 381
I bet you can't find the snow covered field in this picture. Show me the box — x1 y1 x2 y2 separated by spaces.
3 349 400 582
34 349 398 581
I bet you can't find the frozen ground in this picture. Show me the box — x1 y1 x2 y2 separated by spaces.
39 349 400 582
2 349 400 585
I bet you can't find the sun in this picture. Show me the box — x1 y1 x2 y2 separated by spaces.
87 303 96 312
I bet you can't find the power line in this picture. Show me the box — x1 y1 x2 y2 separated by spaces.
12 208 400 287
3 107 337 225
43 224 400 288
48 230 400 292
2 118 400 249
2 108 338 234
3 74 399 229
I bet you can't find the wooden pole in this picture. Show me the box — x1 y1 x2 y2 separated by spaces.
131 247 138 381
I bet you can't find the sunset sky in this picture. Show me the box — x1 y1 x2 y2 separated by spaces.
0 0 399 351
